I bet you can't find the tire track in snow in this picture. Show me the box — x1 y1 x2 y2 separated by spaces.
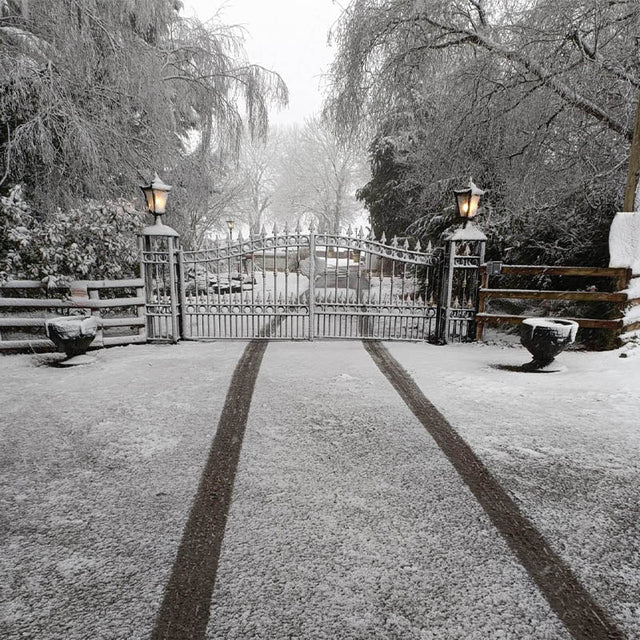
364 340 625 640
151 340 268 640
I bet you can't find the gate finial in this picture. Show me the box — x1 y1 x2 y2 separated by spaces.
260 225 267 238
380 231 387 243
415 239 422 252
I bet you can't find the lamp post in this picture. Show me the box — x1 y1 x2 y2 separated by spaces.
226 219 235 242
139 172 180 344
438 179 488 344
453 178 485 228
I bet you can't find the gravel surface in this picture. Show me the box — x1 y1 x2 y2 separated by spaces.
1 339 638 639
0 342 246 640
386 340 640 639
207 342 570 639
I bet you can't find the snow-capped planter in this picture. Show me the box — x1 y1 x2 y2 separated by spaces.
520 318 579 370
45 316 98 365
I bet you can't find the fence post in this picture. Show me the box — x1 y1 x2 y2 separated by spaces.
476 265 488 341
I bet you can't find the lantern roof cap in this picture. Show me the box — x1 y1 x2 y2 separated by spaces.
141 172 172 192
453 178 485 197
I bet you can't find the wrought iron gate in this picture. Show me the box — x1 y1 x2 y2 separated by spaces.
179 226 441 341
141 224 485 343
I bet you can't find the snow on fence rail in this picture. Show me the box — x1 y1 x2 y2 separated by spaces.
476 264 638 347
0 278 146 352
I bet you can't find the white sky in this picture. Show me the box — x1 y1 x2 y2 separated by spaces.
185 0 344 124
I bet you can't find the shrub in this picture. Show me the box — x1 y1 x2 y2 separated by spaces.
0 185 144 286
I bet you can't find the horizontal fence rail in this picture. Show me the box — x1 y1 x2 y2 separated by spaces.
476 263 636 347
0 278 146 352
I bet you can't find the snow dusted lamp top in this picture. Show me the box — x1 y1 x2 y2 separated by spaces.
454 178 485 227
140 173 178 237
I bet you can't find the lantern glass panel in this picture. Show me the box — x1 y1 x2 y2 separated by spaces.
456 190 472 218
142 186 155 212
468 192 481 218
152 190 168 214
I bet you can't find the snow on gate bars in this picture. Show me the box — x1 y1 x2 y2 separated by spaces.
179 227 444 341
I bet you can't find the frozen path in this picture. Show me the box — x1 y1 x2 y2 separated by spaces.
2 339 638 640
202 341 595 640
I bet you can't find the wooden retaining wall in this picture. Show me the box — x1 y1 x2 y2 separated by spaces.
0 278 146 352
476 264 639 347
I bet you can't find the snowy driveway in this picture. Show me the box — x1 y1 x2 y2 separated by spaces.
1 340 639 639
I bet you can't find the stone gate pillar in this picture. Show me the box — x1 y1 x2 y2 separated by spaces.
438 223 487 343
139 219 181 343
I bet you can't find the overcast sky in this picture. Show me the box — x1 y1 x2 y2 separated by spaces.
185 1 344 124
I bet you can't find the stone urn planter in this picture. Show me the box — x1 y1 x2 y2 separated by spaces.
45 316 99 366
520 318 579 371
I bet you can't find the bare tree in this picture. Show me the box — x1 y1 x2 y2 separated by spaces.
270 118 368 230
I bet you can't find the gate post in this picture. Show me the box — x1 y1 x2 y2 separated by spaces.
139 220 182 343
308 226 316 340
438 224 486 343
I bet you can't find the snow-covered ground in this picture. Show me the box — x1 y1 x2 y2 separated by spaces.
1 337 639 639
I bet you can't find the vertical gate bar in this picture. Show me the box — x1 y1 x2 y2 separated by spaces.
284 242 289 329
205 255 211 327
272 240 277 317
177 249 187 339
167 237 179 343
297 239 302 338
333 238 338 312
308 230 316 340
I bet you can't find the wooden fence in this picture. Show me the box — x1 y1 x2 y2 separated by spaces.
0 278 146 352
476 264 639 346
